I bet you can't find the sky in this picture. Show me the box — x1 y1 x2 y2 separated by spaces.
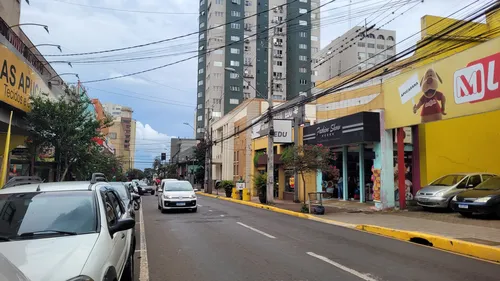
18 0 474 169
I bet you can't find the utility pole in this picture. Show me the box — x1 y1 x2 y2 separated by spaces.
204 108 213 194
293 95 306 202
266 33 275 204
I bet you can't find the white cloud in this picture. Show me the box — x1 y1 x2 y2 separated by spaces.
134 121 175 168
108 71 148 85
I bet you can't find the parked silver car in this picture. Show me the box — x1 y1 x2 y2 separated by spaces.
415 173 496 209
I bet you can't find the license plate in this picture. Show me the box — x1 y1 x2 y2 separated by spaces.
176 202 186 206
458 204 468 209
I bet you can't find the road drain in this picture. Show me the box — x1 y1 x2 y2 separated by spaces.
410 237 433 247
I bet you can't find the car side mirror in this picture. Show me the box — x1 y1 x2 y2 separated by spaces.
194 188 200 192
109 218 135 237
132 193 140 200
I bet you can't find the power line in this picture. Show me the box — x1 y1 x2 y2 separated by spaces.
47 0 198 15
41 0 301 57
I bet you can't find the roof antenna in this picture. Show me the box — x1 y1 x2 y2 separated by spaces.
36 184 41 192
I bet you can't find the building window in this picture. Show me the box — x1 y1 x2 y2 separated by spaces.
230 73 239 79
199 33 205 40
198 68 204 74
311 36 318 41
273 60 283 66
273 72 283 79
368 53 375 58
299 44 307 49
244 92 251 99
230 98 239 104
198 92 203 97
197 116 203 121
230 60 240 66
231 35 240 41
199 45 204 50
230 86 240 91
231 23 240 29
367 43 375 48
109 132 117 139
244 45 250 52
299 0 307 2
198 80 204 86
377 35 385 40
216 0 223 4
197 104 202 109
231 11 241 17
214 49 224 55
232 0 241 4
387 36 395 41
299 55 307 61
377 44 385 49
299 32 307 38
299 79 307 85
299 8 307 14
245 0 252 6
215 11 224 17
312 47 319 53
299 67 307 73
230 48 240 54
358 52 366 59
198 56 204 63
200 22 205 28
299 20 307 26
358 42 365 47
214 61 223 67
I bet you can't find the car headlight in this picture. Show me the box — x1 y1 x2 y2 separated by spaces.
452 195 457 201
163 194 172 199
474 196 492 203
434 191 445 197
191 194 197 199
67 276 94 281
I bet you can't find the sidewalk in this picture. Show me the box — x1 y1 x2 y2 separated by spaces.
210 190 500 248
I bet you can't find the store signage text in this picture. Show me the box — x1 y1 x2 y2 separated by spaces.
316 123 342 138
454 52 500 104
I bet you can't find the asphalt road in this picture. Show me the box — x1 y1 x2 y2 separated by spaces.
137 194 500 281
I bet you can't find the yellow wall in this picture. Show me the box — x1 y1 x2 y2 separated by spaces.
250 127 317 202
419 110 500 185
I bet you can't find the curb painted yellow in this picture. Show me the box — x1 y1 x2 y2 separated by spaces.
356 225 500 264
198 192 354 226
198 192 500 263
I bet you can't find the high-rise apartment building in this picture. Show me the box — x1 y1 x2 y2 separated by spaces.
104 103 137 170
313 26 396 81
196 0 321 139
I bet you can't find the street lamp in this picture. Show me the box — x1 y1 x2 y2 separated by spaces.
183 122 194 130
45 61 73 68
30 44 61 52
48 73 79 81
9 23 49 34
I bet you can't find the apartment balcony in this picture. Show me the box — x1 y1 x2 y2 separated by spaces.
243 73 254 79
243 61 253 66
0 17 46 75
273 54 283 58
274 42 283 46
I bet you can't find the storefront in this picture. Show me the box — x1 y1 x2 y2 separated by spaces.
303 111 381 203
383 35 500 209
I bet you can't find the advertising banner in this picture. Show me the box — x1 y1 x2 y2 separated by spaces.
0 45 51 112
251 119 293 143
383 37 500 129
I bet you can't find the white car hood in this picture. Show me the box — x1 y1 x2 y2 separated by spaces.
0 234 99 281
164 191 195 198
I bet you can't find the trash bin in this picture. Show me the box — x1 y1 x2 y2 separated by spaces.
231 187 239 199
242 188 251 201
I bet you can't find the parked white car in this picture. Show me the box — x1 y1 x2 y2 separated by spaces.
157 180 197 213
0 173 136 281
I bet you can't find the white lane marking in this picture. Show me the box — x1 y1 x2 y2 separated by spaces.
139 206 149 281
306 252 378 281
236 222 276 239
220 215 225 217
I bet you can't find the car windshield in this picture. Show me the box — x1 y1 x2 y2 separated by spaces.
0 191 97 240
430 175 466 186
474 177 500 190
165 181 193 192
109 183 130 200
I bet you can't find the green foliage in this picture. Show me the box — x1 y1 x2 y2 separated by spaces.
25 87 112 181
220 180 235 191
72 145 124 181
253 172 267 194
300 204 309 213
143 168 154 180
253 151 264 167
127 168 145 180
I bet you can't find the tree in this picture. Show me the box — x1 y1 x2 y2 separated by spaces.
281 144 333 203
72 145 124 181
25 87 112 181
192 141 206 182
127 168 145 180
143 168 155 180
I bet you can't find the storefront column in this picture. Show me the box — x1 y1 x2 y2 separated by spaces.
411 125 421 194
374 111 395 209
342 145 348 200
316 169 322 192
359 143 365 203
278 166 285 200
397 128 406 209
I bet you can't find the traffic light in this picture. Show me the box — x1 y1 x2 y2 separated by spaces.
161 153 166 161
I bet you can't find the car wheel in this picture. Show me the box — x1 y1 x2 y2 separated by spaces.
151 190 155 195
192 207 197 212
496 206 500 218
459 212 473 217
161 208 167 214
157 203 161 210
121 253 134 281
